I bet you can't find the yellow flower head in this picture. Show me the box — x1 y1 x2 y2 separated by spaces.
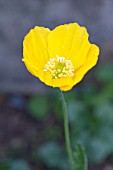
22 23 99 91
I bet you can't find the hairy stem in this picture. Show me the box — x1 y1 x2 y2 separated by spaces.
59 90 75 170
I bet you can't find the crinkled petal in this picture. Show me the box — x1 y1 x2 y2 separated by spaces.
47 23 90 69
23 59 71 87
23 24 99 91
23 26 50 74
60 44 99 91
40 72 73 88
23 26 71 87
60 84 73 91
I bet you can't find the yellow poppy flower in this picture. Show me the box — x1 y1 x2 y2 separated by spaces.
22 23 99 91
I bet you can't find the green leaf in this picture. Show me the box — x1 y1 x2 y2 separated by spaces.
96 64 113 82
38 142 68 170
73 143 88 170
27 95 48 119
68 100 85 125
95 102 113 126
10 160 31 170
0 160 10 170
43 126 61 141
88 138 109 163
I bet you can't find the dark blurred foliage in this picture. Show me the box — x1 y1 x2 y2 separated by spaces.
0 62 113 170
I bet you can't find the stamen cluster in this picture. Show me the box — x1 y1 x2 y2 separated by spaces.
43 55 74 79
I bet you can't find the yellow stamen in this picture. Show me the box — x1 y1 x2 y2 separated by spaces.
43 55 75 79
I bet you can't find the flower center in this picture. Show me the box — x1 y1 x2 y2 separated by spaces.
43 55 75 79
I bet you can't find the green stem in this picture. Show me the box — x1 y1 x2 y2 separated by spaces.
59 90 75 170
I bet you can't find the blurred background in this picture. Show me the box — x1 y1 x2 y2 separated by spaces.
0 0 113 170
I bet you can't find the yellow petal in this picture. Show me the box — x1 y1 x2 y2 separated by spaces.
60 84 73 91
47 23 90 69
22 24 99 91
41 73 73 88
23 26 50 74
74 44 99 79
23 26 71 88
60 44 99 91
23 59 71 88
